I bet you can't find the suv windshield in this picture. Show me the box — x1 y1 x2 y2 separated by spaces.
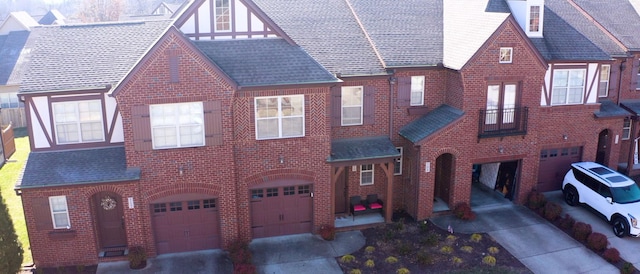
611 184 640 204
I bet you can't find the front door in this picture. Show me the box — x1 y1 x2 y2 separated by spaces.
435 153 454 205
335 169 347 214
94 192 127 248
596 130 609 165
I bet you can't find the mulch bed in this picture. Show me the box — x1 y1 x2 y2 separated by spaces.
337 211 532 274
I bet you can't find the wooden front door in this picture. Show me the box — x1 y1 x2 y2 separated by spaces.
435 154 453 204
94 192 127 248
335 170 347 214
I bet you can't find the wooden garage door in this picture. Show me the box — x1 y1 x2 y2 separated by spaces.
537 147 581 192
250 184 312 238
151 198 220 254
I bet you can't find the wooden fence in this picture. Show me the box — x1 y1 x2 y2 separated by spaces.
2 122 15 160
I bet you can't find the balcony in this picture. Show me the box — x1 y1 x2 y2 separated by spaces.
478 107 528 139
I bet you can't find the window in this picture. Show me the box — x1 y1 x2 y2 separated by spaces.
551 69 585 105
394 147 403 175
251 189 263 199
0 92 21 108
529 6 540 32
153 203 167 213
49 196 70 229
284 186 295 195
150 102 204 149
360 164 374 185
342 86 363 126
53 100 104 144
623 118 631 140
266 188 278 197
187 200 200 210
410 76 424 106
599 65 610 97
255 95 304 140
499 48 513 63
203 199 216 208
215 0 230 31
486 83 517 125
170 202 182 211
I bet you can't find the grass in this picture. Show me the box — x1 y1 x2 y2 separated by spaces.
0 127 32 265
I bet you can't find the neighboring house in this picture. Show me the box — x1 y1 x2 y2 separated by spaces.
12 0 640 269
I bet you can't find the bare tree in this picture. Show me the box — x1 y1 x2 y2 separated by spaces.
77 0 124 22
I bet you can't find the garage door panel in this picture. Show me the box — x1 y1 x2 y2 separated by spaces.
251 183 313 238
538 147 582 192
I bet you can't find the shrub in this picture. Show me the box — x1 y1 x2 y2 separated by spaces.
396 267 410 274
364 246 375 253
0 194 23 274
420 233 439 246
385 256 399 264
622 262 636 274
558 214 576 230
418 220 429 233
603 248 621 263
482 255 497 266
227 239 252 264
340 254 355 263
364 259 375 268
383 230 397 242
128 246 147 269
395 241 413 256
416 251 434 265
586 232 608 252
76 265 85 273
349 269 362 274
319 225 336 241
439 245 453 254
394 218 405 231
452 256 463 266
572 222 592 242
233 263 256 274
453 202 476 220
446 235 458 242
526 190 547 210
460 246 473 253
487 246 500 254
543 202 562 221
470 233 482 242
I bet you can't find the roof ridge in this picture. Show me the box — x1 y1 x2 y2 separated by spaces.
343 0 387 68
565 0 628 52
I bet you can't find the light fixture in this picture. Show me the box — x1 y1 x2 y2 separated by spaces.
279 156 284 164
563 134 568 140
179 166 184 176
498 146 504 154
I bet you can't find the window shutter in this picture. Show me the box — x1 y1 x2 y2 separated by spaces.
331 86 341 127
168 50 179 83
204 101 223 146
609 64 620 93
363 86 375 125
33 197 52 230
632 59 640 90
132 105 152 151
397 77 411 107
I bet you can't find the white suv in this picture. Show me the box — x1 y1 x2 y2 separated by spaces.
562 162 640 237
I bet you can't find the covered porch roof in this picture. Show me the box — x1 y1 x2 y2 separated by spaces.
327 136 400 165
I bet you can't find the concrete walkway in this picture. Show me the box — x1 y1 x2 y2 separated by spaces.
96 249 233 274
430 203 618 274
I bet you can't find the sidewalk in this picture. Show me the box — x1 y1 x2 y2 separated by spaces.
430 203 618 273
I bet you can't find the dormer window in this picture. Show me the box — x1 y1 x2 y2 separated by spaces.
215 0 231 31
529 6 541 32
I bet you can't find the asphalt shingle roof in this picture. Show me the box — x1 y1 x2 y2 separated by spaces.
594 99 630 118
399 104 464 143
17 147 141 189
348 0 443 67
19 20 171 93
328 136 400 163
193 38 339 87
252 0 386 76
531 0 622 60
37 10 66 25
0 30 29 85
573 0 640 50
621 100 640 116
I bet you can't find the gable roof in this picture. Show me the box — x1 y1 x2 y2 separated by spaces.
0 11 39 34
16 147 141 189
443 0 510 70
399 104 464 144
193 38 340 88
529 0 622 60
327 136 400 163
572 0 640 51
0 31 30 86
37 10 66 25
252 0 386 77
19 20 171 94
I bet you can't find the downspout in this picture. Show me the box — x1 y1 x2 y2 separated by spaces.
616 60 626 105
389 74 396 139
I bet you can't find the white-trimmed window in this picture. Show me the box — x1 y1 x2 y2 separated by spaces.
499 47 513 63
215 0 231 31
53 100 104 144
360 164 374 185
394 147 403 175
255 95 304 140
623 118 631 140
0 92 21 108
150 102 204 149
49 196 70 229
341 86 363 126
599 65 610 97
410 76 425 106
551 69 585 105
529 5 540 32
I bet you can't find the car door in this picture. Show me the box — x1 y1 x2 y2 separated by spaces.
595 184 616 220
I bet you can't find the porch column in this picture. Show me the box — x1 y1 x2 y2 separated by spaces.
330 166 345 220
379 162 394 223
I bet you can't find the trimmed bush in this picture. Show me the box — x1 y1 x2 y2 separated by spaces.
543 202 562 221
319 225 336 241
460 246 473 253
572 222 592 242
603 248 621 263
453 202 476 220
439 245 453 254
396 268 410 274
385 256 399 264
586 232 608 252
365 259 375 268
558 214 576 230
227 239 252 264
349 269 362 274
233 263 256 274
482 255 497 266
526 190 547 210
128 246 147 270
470 233 482 242
364 246 375 253
451 257 463 266
622 262 636 274
487 246 500 254
340 254 355 263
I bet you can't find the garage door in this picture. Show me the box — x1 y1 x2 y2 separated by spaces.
537 147 581 192
250 183 312 238
151 197 220 254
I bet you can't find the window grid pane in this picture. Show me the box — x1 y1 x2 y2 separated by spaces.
150 102 204 149
255 95 304 140
53 100 104 144
410 76 424 106
341 87 363 126
360 164 374 185
203 199 216 208
599 65 610 97
49 196 70 229
552 69 585 105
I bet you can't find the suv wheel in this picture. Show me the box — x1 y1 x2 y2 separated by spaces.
612 216 629 238
563 186 579 206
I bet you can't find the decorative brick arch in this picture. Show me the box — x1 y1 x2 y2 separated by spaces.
144 182 223 202
245 169 316 189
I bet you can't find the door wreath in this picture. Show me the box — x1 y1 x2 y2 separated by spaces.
101 196 117 210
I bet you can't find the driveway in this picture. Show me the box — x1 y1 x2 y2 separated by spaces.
547 190 640 271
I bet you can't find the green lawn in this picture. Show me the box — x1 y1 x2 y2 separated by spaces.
0 127 32 265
